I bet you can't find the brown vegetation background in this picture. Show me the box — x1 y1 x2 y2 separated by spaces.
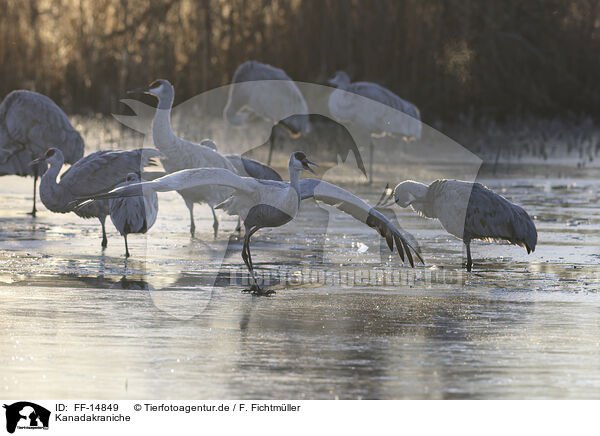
0 0 599 121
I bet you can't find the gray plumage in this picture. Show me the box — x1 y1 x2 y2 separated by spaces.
224 61 311 165
0 90 84 215
127 79 238 239
80 152 422 296
109 173 158 257
251 114 367 178
224 61 310 134
386 179 537 271
328 71 421 182
328 71 421 138
200 139 282 181
35 147 161 248
227 155 283 181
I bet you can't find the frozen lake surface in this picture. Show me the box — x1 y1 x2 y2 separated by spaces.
1 156 599 399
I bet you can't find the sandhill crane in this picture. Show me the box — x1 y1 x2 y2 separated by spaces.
380 179 537 271
32 147 161 248
328 71 421 183
128 79 282 239
113 103 283 183
109 172 159 257
0 90 84 216
81 152 423 296
244 114 367 179
153 138 282 232
224 61 311 165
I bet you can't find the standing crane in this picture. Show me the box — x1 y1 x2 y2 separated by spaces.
80 152 423 296
379 179 537 271
109 172 159 258
31 147 161 248
224 61 311 165
128 79 281 239
0 90 84 216
328 71 421 183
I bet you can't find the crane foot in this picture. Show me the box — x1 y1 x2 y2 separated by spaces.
242 284 275 297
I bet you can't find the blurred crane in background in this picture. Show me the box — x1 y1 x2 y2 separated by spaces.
0 90 84 216
328 71 421 183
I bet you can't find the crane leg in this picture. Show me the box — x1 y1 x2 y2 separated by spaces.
210 206 219 239
124 235 130 258
465 241 473 272
241 226 273 296
368 139 374 185
28 174 38 217
241 232 257 289
245 230 258 273
185 199 195 238
100 217 108 248
267 134 275 166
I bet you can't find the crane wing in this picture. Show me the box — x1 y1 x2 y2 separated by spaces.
226 155 283 181
60 148 162 197
299 179 423 266
465 183 538 251
0 91 84 164
112 99 156 135
78 168 260 201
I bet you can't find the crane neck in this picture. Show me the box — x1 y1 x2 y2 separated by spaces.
288 163 302 203
39 160 67 212
156 90 174 110
151 101 178 157
153 88 175 130
152 107 174 135
152 86 176 141
409 199 428 217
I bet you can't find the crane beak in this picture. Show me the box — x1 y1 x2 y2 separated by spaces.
302 159 318 174
29 157 44 167
127 86 150 95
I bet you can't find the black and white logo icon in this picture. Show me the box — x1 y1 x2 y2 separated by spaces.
3 402 50 434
